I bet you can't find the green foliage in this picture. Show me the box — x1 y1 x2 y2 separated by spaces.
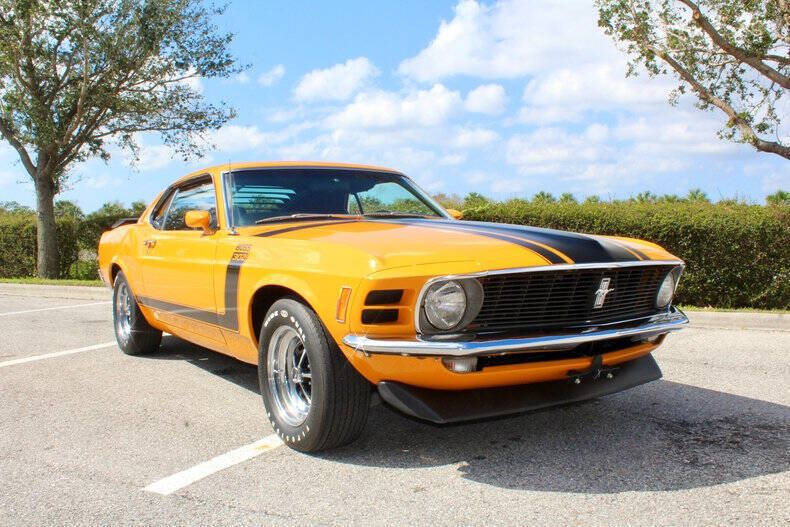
766 189 790 206
79 201 141 251
0 212 80 278
532 191 556 203
0 200 141 279
0 0 241 174
0 0 242 277
464 200 790 309
596 0 790 159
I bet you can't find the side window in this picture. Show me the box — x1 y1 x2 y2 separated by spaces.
163 180 218 231
347 194 361 214
150 190 175 230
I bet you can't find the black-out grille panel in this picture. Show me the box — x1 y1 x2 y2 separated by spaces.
470 265 674 333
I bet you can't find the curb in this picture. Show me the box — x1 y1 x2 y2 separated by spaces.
685 310 790 331
0 283 112 301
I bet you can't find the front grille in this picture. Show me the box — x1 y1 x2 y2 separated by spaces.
469 265 674 334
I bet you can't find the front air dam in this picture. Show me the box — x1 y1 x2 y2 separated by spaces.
376 354 662 424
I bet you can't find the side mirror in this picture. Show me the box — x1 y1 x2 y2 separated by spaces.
185 210 213 234
446 208 463 220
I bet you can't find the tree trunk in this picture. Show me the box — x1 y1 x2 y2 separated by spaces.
34 174 59 278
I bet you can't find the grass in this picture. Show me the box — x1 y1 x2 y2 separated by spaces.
678 305 790 314
0 277 104 287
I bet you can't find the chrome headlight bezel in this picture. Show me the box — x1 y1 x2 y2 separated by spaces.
656 267 682 308
417 278 485 334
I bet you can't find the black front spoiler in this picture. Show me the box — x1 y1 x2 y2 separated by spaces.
377 354 662 424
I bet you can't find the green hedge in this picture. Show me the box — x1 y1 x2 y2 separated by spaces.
0 214 81 279
463 201 790 309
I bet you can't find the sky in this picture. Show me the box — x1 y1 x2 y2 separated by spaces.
1 0 788 212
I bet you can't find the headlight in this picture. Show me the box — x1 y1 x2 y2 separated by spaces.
656 270 677 308
423 280 467 330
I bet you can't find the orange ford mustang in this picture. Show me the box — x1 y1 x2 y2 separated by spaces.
98 162 688 451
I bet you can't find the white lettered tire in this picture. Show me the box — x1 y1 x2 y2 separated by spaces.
258 298 370 452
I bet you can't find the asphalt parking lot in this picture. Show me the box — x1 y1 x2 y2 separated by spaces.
1 292 788 526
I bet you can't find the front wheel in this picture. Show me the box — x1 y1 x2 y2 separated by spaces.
113 271 162 356
259 298 370 452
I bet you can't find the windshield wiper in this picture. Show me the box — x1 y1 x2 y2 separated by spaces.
255 213 357 225
362 211 432 218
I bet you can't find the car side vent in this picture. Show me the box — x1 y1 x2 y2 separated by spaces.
365 290 404 305
361 309 399 324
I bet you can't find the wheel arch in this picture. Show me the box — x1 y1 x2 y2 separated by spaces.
248 283 316 349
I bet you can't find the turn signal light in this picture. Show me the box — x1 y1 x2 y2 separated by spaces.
441 357 478 373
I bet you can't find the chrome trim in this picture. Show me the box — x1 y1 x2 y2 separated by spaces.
220 171 238 235
345 307 688 357
413 260 685 334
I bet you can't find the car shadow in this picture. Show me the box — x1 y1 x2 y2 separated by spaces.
150 335 790 494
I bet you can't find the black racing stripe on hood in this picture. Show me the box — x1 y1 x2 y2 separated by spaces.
402 219 640 263
370 219 565 264
255 220 358 237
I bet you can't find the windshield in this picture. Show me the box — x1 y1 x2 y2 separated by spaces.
225 168 447 227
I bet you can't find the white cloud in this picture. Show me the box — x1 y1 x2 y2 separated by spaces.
325 84 462 128
439 153 467 165
398 0 613 81
517 63 671 123
0 171 14 186
506 125 611 171
257 65 285 87
232 72 250 84
451 127 499 148
180 68 203 94
516 106 583 125
128 144 176 171
82 174 119 189
293 58 378 102
465 84 506 114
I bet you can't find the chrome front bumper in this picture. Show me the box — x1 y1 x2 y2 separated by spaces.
342 307 689 357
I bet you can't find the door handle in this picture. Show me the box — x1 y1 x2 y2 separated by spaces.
143 239 157 249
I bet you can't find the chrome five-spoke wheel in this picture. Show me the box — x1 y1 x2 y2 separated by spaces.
267 325 312 426
115 279 133 342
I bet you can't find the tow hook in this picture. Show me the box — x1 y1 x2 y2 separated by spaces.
567 355 619 384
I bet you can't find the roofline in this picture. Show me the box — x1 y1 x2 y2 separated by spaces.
173 161 403 185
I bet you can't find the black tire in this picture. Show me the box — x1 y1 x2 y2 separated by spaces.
258 298 370 452
113 271 162 356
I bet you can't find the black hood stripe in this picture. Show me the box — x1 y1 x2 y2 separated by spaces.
599 237 649 260
252 217 644 264
393 219 642 264
376 219 566 264
256 220 358 238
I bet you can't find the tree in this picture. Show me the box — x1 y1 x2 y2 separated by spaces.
54 199 84 219
766 189 790 205
596 0 790 160
462 191 490 208
532 191 557 203
558 192 577 203
686 187 711 202
0 0 240 277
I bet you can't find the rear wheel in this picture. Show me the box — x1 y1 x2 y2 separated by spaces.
113 271 162 355
259 298 370 452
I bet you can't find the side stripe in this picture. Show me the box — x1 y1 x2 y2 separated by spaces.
138 246 249 332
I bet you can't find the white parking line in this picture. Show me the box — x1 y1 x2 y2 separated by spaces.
0 301 112 317
143 434 284 495
0 342 117 368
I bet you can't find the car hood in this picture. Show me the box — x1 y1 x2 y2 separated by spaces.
239 218 678 270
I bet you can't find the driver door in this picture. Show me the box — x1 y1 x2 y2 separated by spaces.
140 176 223 345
